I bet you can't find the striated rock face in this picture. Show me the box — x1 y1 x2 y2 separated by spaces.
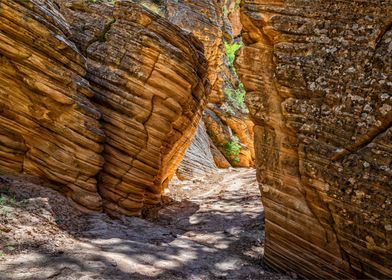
0 0 105 211
226 0 242 38
209 139 231 168
165 0 225 104
0 0 209 216
176 122 217 180
237 0 392 278
163 0 255 169
58 0 209 217
203 106 255 167
209 106 255 167
163 0 228 177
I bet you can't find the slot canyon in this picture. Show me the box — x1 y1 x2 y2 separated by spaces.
0 0 391 279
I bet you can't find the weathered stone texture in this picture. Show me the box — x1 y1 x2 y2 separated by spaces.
226 0 242 38
165 0 225 104
0 0 105 211
176 121 218 180
211 106 255 167
56 0 210 216
164 0 254 170
237 0 392 278
160 0 224 175
0 0 209 216
204 106 255 167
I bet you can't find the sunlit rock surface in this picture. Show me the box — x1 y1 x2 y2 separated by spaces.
0 0 105 211
165 0 225 104
237 0 392 278
0 0 209 216
57 0 210 216
163 0 255 169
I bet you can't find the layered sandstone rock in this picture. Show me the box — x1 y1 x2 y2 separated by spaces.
176 122 218 180
209 139 231 168
237 0 392 278
55 0 210 216
225 0 242 38
165 0 225 104
203 106 255 167
163 0 255 169
0 0 209 216
165 0 227 176
0 0 105 210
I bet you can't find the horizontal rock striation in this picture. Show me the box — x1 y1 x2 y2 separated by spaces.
55 0 210 216
176 121 218 180
165 0 225 104
163 0 227 172
203 106 255 167
0 0 105 210
237 0 392 278
0 0 209 216
162 0 255 170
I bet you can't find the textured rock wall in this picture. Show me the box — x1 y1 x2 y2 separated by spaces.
0 0 209 216
58 0 209 216
226 0 242 38
165 0 225 104
176 121 218 180
203 107 254 167
0 0 105 211
164 0 255 169
237 0 392 278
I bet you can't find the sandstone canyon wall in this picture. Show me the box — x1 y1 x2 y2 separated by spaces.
0 0 209 216
237 0 392 278
162 0 256 170
176 122 218 180
0 0 105 210
163 0 229 174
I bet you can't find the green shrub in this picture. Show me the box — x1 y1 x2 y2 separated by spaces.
0 195 15 205
224 41 242 66
223 139 241 164
224 82 247 112
223 6 229 17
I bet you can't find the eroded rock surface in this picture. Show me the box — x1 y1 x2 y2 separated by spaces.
237 0 392 278
0 0 105 211
0 0 209 216
163 0 255 169
58 0 210 216
208 105 255 167
165 0 225 104
176 122 218 180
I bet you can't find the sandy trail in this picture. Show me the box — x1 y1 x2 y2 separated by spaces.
0 169 291 280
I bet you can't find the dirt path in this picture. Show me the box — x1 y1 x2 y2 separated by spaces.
0 169 291 280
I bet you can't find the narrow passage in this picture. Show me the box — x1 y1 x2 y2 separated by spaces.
0 170 291 279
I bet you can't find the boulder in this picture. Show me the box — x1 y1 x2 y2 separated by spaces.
56 0 210 216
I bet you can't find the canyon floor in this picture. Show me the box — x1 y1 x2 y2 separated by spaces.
0 169 292 280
